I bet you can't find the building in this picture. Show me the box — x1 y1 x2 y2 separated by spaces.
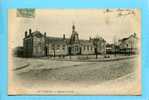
106 43 120 54
118 33 139 54
80 40 94 55
23 25 106 57
23 29 47 57
68 24 81 55
106 43 114 54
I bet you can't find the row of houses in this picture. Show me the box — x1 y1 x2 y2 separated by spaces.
21 25 139 57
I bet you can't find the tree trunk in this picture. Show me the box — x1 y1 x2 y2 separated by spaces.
95 48 98 59
53 49 55 59
96 53 98 59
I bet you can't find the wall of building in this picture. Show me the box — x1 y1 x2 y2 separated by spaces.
97 42 106 54
32 36 45 57
48 43 68 56
119 36 138 54
23 37 33 57
69 44 81 55
81 44 94 55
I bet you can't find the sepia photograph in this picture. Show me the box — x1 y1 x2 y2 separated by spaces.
8 9 141 95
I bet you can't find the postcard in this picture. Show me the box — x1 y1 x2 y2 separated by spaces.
8 9 141 95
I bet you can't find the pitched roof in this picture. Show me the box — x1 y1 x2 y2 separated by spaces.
120 37 129 41
47 36 69 44
80 40 93 45
31 31 44 37
119 34 139 42
25 31 44 38
47 36 93 45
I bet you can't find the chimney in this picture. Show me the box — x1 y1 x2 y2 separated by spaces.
29 29 32 35
44 32 46 37
25 31 27 38
63 34 65 40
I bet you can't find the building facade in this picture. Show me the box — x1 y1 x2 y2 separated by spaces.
118 33 139 54
23 25 106 57
23 29 47 57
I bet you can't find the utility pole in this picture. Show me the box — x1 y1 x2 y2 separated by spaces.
113 35 117 57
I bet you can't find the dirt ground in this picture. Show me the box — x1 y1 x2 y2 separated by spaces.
9 56 141 95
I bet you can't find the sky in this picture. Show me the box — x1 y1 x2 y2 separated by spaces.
8 9 141 48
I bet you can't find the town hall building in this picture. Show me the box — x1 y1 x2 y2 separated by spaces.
23 25 106 57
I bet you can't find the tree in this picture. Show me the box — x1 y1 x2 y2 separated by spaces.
113 35 118 56
68 46 71 59
13 46 24 57
93 38 99 59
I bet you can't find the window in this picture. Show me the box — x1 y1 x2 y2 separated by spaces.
126 44 128 47
52 44 55 49
87 45 89 51
63 45 65 50
84 45 86 50
56 45 60 50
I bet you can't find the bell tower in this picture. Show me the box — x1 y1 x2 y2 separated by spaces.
70 24 79 43
69 24 81 55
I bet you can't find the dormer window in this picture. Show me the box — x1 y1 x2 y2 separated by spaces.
126 44 128 47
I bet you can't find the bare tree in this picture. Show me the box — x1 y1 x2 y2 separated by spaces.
68 46 71 60
93 38 99 59
113 35 118 56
